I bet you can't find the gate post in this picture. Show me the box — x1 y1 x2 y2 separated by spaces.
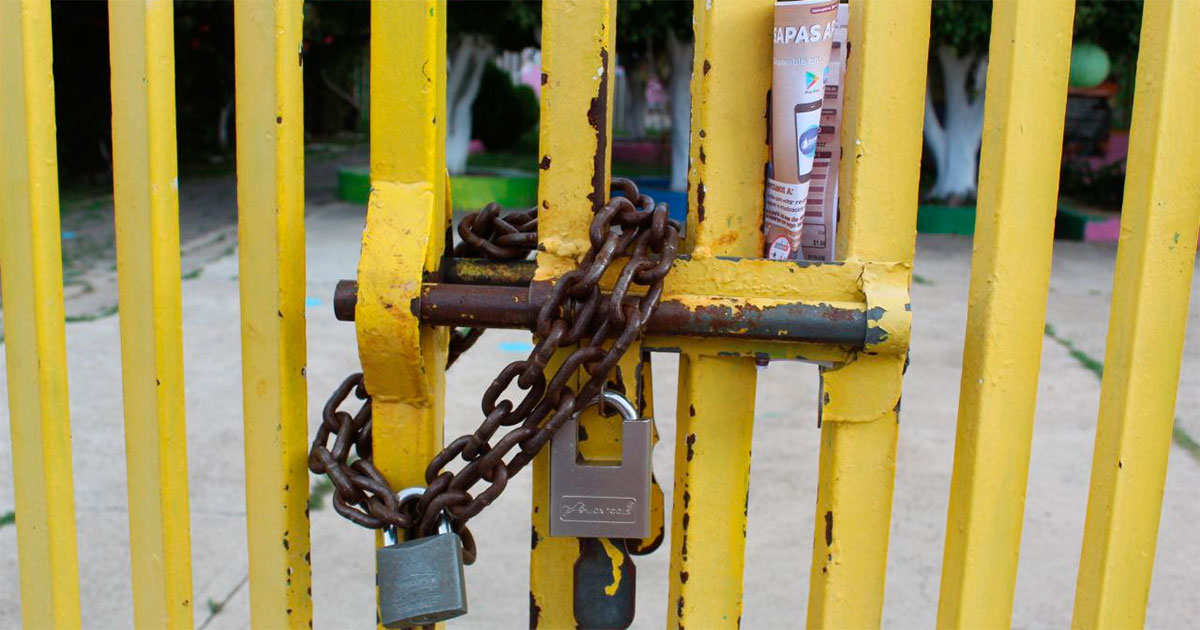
1073 1 1200 625
806 1 930 627
359 0 450 606
936 1 1076 626
0 1 81 626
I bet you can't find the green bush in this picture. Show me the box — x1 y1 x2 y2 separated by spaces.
472 62 539 153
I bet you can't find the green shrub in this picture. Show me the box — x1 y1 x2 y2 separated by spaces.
472 62 539 153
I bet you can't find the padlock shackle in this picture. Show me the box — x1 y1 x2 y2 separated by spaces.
575 390 638 422
384 487 452 546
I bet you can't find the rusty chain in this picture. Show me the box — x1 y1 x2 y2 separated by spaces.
447 202 538 366
309 179 679 562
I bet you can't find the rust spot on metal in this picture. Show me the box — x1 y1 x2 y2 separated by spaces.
699 145 706 164
686 434 696 461
698 129 706 139
764 94 772 145
531 525 540 549
683 490 690 508
696 182 706 222
539 155 551 170
680 570 689 583
824 510 833 547
635 357 648 418
702 59 711 75
688 404 695 417
677 596 685 619
1118 460 1123 469
540 72 548 86
529 593 541 629
682 512 690 530
612 365 626 394
587 48 612 212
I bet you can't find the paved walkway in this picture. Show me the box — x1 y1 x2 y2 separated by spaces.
1 202 1197 628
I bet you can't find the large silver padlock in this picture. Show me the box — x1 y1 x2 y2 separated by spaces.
377 487 468 629
550 390 652 539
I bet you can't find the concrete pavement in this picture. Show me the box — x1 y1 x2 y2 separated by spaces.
1 202 1197 628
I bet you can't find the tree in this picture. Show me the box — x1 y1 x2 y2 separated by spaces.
923 1 991 204
615 1 693 191
923 0 1144 203
446 1 540 174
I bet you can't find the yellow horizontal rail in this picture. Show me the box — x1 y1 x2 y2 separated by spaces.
1073 1 1200 626
233 0 311 626
0 0 82 626
107 0 194 626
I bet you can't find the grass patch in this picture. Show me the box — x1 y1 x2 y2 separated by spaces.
0 510 15 528
1173 426 1200 461
913 274 934 286
1044 323 1104 379
65 305 119 323
1045 322 1199 463
197 575 248 630
182 268 204 281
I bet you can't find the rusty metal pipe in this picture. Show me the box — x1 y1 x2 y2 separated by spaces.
335 280 870 347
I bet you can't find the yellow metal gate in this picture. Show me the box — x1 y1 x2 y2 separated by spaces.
2 0 1197 628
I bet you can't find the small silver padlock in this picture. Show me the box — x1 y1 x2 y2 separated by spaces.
377 487 468 629
549 390 652 539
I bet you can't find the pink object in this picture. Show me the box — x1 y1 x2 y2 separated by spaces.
520 62 542 98
1083 217 1122 242
1082 214 1200 246
468 139 486 155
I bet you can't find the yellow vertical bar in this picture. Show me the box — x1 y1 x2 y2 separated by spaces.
807 1 930 627
0 1 82 627
234 0 310 627
534 0 617 268
360 0 447 586
668 354 758 628
667 0 771 627
529 2 619 626
1072 1 1200 627
107 1 193 627
935 1 1076 627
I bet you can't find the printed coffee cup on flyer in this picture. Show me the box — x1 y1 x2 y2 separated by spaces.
764 0 839 260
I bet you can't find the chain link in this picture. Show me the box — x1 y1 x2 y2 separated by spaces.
446 202 538 366
308 179 679 562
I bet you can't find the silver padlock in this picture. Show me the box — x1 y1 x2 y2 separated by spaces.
377 487 468 629
549 390 652 539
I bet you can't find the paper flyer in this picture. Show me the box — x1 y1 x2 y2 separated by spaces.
764 0 840 261
800 3 847 261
